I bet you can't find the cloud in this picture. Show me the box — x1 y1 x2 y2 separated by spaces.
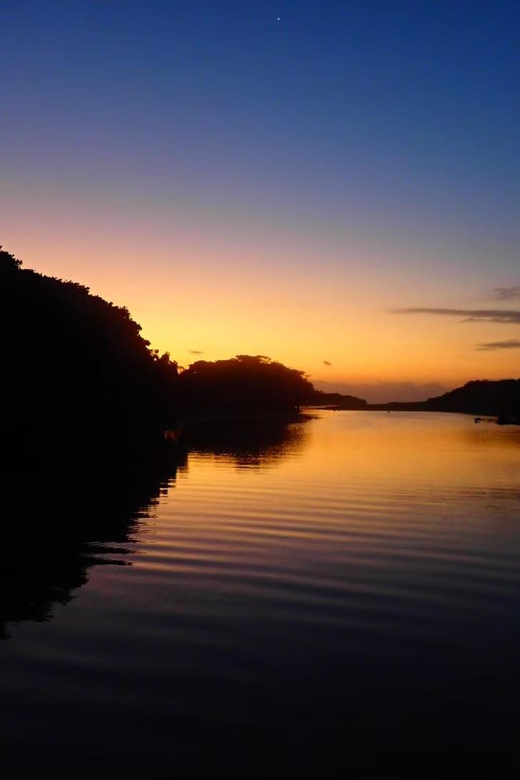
476 339 520 351
393 307 520 324
189 349 204 354
323 360 332 366
490 286 520 301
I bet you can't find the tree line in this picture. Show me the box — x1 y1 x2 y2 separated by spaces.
2 247 353 450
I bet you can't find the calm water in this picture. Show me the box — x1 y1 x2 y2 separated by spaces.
2 412 520 778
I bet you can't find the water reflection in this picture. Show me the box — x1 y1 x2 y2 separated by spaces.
0 415 307 638
1 442 185 639
183 412 310 468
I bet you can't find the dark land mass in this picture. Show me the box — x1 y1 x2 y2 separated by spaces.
426 379 520 422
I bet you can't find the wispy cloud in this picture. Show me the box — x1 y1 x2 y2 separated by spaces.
476 339 520 351
323 360 332 366
490 286 520 301
393 308 520 324
189 349 204 354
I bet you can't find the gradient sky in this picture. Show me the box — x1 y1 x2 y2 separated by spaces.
2 0 520 402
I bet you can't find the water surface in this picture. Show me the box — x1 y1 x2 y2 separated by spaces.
2 412 520 778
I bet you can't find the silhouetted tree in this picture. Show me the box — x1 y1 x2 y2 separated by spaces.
0 246 22 273
0 247 179 449
178 354 314 412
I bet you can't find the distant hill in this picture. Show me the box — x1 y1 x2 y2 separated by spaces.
306 390 367 410
426 379 520 417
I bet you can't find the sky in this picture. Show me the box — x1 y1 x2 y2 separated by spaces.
2 0 520 402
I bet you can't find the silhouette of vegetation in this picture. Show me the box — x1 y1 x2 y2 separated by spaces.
5 245 520 442
427 379 520 419
177 354 315 413
1 247 340 457
1 247 179 453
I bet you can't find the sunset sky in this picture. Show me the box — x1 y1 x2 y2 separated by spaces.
2 0 520 402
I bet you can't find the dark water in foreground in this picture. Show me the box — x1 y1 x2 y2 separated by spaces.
2 412 520 778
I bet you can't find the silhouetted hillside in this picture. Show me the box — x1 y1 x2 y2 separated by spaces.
427 379 520 417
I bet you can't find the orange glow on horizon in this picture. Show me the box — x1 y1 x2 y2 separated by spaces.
3 215 519 403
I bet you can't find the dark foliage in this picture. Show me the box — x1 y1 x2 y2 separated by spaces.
0 247 179 448
178 354 315 412
1 248 328 448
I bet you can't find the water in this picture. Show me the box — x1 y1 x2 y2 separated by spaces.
2 412 520 778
